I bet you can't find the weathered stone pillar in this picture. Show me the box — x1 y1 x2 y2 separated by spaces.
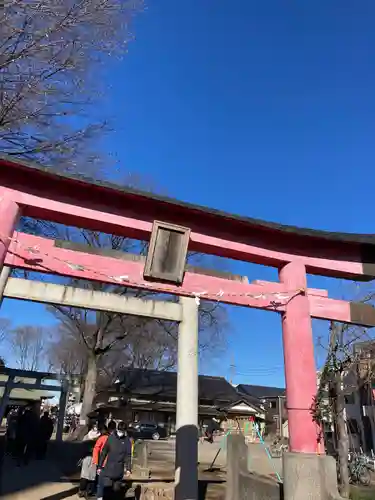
134 441 150 478
0 266 10 307
174 297 199 500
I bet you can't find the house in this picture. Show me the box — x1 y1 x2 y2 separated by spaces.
318 340 375 453
352 340 375 451
236 384 287 437
95 369 265 436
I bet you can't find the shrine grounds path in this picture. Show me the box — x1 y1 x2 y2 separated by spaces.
1 435 373 500
0 437 231 500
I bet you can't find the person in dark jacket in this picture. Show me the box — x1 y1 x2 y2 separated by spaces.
97 421 132 500
6 409 18 456
205 417 221 443
15 405 39 465
37 411 54 459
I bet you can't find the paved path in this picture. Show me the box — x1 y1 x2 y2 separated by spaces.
146 438 282 479
0 438 280 499
1 455 79 500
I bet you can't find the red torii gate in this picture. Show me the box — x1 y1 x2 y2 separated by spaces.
1 156 375 499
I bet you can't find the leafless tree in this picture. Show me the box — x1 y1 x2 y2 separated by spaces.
1 0 229 424
31 192 227 420
0 317 10 345
47 321 88 398
0 318 11 365
47 251 228 421
314 320 375 498
10 324 49 371
0 0 140 171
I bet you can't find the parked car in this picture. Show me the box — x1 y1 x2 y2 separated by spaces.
127 422 167 440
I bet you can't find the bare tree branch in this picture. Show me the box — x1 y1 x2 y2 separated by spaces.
1 2 228 421
9 324 48 371
0 0 141 169
0 318 11 346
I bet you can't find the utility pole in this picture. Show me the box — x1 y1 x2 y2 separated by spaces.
229 354 235 385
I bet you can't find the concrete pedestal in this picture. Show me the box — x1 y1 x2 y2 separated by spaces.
134 441 151 479
226 434 283 500
283 452 344 500
138 483 174 499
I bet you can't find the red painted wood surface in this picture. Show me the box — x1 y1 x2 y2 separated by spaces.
0 178 369 279
0 196 19 269
6 233 291 311
279 261 321 454
308 295 351 323
4 232 358 324
252 280 328 297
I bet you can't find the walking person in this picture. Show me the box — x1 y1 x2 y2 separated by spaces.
5 409 18 456
204 417 221 444
97 421 132 500
95 421 116 500
78 443 97 498
70 413 78 434
92 422 112 496
84 422 101 441
93 422 116 467
14 407 25 464
37 411 54 459
15 405 38 465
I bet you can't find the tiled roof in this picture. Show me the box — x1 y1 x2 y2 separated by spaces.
237 384 285 399
116 368 241 405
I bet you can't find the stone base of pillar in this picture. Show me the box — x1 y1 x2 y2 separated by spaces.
133 466 151 479
137 483 174 499
283 452 344 500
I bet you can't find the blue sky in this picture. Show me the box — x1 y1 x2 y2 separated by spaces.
2 1 375 386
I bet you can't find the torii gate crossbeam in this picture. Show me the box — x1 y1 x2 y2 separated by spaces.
5 232 375 326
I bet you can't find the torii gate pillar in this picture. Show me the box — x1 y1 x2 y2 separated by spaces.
279 260 319 453
175 296 199 500
0 196 19 269
280 262 338 500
